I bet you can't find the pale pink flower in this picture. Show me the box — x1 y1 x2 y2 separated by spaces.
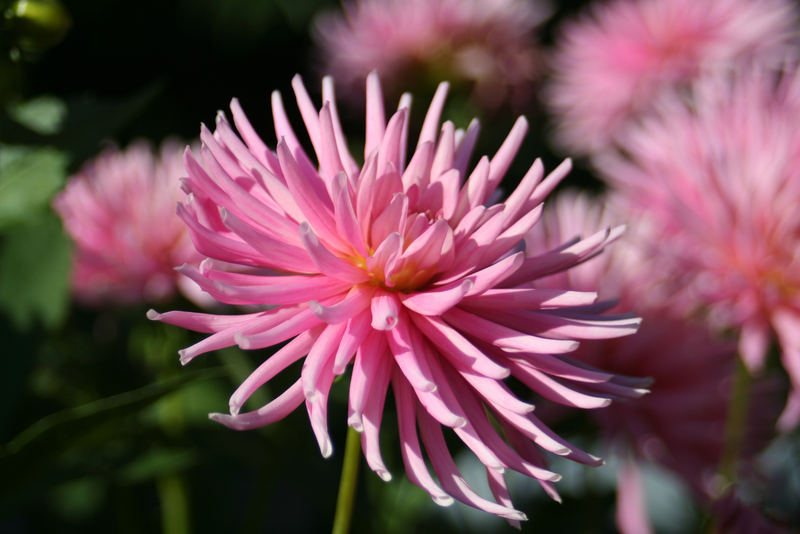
545 0 798 155
53 141 205 305
597 64 800 430
527 191 780 533
314 0 548 109
148 73 646 522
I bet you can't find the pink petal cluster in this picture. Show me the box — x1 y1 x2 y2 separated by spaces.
597 64 800 430
314 0 548 109
526 191 780 533
53 141 205 305
148 72 647 522
545 0 798 154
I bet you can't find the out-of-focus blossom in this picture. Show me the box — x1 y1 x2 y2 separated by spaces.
53 141 205 305
526 191 781 533
545 0 798 155
597 64 800 430
314 0 549 109
149 72 647 523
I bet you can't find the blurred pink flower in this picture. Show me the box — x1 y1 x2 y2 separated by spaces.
53 141 206 305
597 64 800 430
148 72 647 523
545 0 798 154
314 0 548 109
527 191 781 533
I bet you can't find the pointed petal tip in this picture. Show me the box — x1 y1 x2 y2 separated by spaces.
178 349 192 366
376 469 392 482
320 438 333 459
146 309 161 321
347 415 364 432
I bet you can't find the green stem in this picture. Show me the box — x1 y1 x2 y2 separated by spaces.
157 474 190 534
331 427 361 534
708 356 752 534
718 356 752 488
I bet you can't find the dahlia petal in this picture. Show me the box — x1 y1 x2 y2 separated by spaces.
511 361 613 409
417 81 450 149
333 310 371 374
321 76 359 178
316 103 347 182
411 314 510 380
277 141 350 252
401 141 433 200
303 322 347 402
453 156 490 223
377 109 409 178
290 74 322 156
348 330 389 431
198 270 350 306
616 460 653 534
446 369 561 481
738 320 771 372
387 312 437 392
271 89 315 171
371 193 409 248
417 408 527 521
299 222 372 283
366 231 402 280
360 351 393 481
235 306 322 351
219 208 317 273
444 307 579 354
399 218 453 272
210 379 305 431
371 291 401 330
229 98 281 175
395 93 412 166
393 372 454 506
461 251 525 296
147 308 267 334
453 118 480 177
487 468 521 530
465 288 598 309
400 279 473 316
525 158 573 210
430 121 456 188
365 70 386 158
331 171 368 257
511 310 642 340
229 330 317 415
310 284 375 324
502 158 545 226
488 117 528 194
501 351 616 385
480 204 543 265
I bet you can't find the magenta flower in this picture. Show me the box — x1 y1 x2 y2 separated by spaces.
597 64 800 430
148 72 646 522
545 0 798 155
53 141 206 305
527 191 780 533
314 0 548 109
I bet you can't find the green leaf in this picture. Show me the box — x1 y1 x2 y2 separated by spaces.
0 212 71 329
0 145 68 229
0 368 222 499
6 95 67 135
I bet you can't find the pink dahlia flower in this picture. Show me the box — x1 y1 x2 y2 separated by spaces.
545 0 798 155
53 141 206 305
527 191 780 533
597 64 800 430
149 72 646 522
314 0 548 109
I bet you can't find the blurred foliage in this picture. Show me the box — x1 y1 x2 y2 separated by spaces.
0 0 798 533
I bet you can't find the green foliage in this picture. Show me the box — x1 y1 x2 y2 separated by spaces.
0 212 71 329
0 145 67 229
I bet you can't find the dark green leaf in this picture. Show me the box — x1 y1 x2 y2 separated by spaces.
0 145 68 229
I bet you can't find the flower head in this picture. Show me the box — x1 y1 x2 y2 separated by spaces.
597 64 800 430
527 191 781 531
53 141 205 305
149 72 645 522
545 0 798 154
314 0 548 109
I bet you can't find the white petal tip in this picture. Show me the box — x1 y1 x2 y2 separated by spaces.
347 415 364 433
453 417 468 429
553 447 571 456
506 511 527 522
320 441 333 459
178 350 192 366
146 309 160 320
376 470 392 482
550 474 563 482
432 495 455 507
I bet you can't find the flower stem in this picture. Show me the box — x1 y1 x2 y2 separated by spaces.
331 427 361 534
718 355 752 488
